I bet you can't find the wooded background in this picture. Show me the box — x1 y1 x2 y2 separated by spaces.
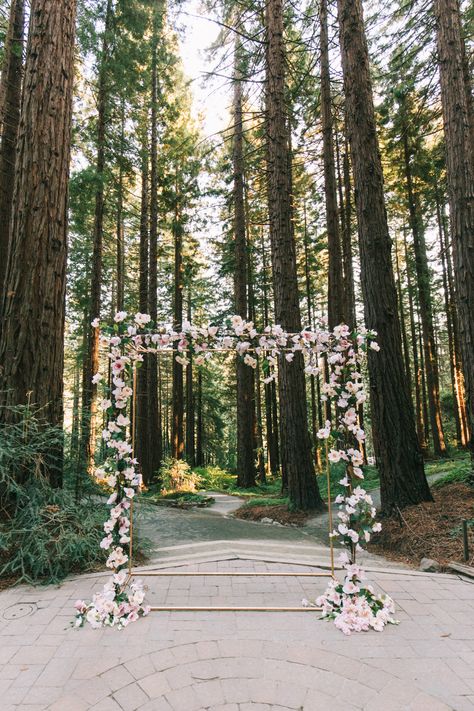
0 0 472 514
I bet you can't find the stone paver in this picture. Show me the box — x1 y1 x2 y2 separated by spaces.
1 541 474 710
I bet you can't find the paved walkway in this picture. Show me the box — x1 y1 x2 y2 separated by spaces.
1 541 474 711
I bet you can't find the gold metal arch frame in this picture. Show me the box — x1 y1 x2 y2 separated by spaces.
123 362 336 612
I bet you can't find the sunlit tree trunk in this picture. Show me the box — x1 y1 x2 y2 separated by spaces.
434 0 474 466
171 188 184 460
402 126 446 455
185 291 195 465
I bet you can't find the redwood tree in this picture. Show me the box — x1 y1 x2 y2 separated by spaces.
265 0 324 510
233 43 257 488
434 0 474 463
80 0 113 476
320 0 344 328
0 0 77 486
0 0 24 309
337 0 432 512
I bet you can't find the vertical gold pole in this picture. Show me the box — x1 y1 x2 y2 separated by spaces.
128 365 138 576
325 439 335 577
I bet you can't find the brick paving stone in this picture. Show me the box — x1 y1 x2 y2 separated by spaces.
138 671 172 698
100 664 136 692
112 681 150 711
1 553 474 710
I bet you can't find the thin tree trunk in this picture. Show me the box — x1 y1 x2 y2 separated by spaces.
434 0 474 465
135 132 149 475
320 0 344 328
303 202 322 471
260 227 279 476
185 291 195 465
342 132 356 330
0 0 77 488
337 0 431 512
80 0 113 477
0 0 24 309
395 238 411 383
438 196 470 447
116 97 125 313
265 0 324 510
404 227 426 451
196 369 204 466
402 127 446 455
171 186 184 460
147 14 163 480
233 43 256 487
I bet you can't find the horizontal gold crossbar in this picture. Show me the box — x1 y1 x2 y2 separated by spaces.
135 571 331 577
149 606 322 611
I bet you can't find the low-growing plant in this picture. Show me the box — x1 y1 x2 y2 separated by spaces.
0 404 147 586
160 458 202 493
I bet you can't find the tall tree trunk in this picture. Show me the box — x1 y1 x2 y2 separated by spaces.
233 51 257 487
402 128 446 456
395 238 411 383
80 0 113 477
437 195 470 447
404 227 426 451
342 133 356 330
0 0 24 309
320 0 344 328
0 0 77 487
116 97 125 313
337 0 431 512
171 189 184 460
185 291 195 465
265 0 324 510
434 0 474 465
135 132 149 475
260 227 279 476
147 15 163 481
195 369 204 466
303 202 322 471
246 222 265 483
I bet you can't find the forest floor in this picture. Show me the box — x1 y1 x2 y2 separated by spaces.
370 481 474 571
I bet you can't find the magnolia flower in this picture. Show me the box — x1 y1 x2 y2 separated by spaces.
116 414 130 427
372 522 382 533
328 450 342 463
369 341 380 351
114 311 127 322
92 373 102 384
99 399 112 411
91 318 100 328
135 312 151 327
244 354 257 369
285 353 294 363
100 534 113 550
107 492 118 506
123 487 135 499
113 570 128 586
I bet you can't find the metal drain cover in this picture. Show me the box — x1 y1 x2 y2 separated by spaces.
2 602 36 620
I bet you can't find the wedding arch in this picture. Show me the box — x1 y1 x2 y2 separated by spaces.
74 312 396 633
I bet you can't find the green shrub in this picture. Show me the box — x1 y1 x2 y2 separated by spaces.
194 465 237 491
160 458 202 493
0 404 147 586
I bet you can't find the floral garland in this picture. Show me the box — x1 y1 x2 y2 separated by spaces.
74 312 394 633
